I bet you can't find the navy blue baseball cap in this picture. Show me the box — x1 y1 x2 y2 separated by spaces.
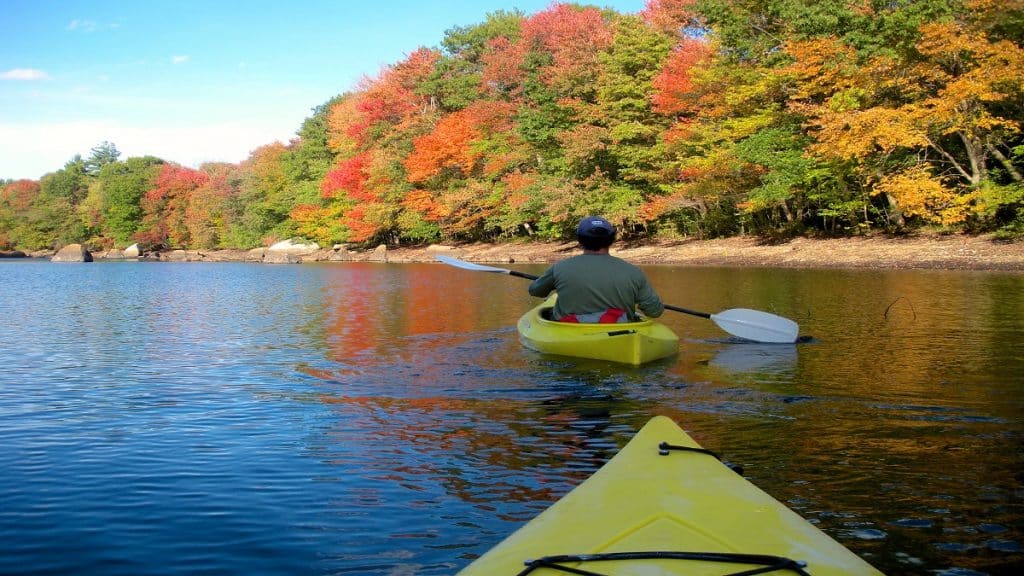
576 216 615 237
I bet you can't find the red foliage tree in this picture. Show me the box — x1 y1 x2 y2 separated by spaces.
342 204 381 242
137 165 208 248
520 3 614 92
0 179 40 211
481 36 528 97
322 152 374 201
346 47 440 146
651 38 711 115
641 0 701 36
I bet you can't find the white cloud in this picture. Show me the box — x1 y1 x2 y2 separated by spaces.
0 119 297 180
1 68 50 81
171 55 190 65
66 19 98 32
66 19 119 32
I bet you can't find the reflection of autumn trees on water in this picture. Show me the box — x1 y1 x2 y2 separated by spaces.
316 264 521 359
311 392 644 510
790 270 1022 409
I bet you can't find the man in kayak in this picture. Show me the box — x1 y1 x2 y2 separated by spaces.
528 216 665 323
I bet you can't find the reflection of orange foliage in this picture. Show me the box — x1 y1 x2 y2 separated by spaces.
403 266 475 337
313 393 590 505
309 263 498 365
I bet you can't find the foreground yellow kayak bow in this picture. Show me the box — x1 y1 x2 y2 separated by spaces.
459 416 882 576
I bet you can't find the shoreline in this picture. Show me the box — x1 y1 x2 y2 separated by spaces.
9 233 1024 271
387 233 1024 271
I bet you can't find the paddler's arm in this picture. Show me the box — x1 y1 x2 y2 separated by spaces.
528 267 556 297
635 279 664 318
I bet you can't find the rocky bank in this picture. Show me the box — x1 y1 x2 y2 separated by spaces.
20 233 1024 271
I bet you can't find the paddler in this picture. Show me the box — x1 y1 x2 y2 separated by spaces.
528 216 665 323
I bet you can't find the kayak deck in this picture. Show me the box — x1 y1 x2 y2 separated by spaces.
458 416 882 575
517 295 679 365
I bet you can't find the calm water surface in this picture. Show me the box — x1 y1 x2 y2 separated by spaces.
0 260 1021 575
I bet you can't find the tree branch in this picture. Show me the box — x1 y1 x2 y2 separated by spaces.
985 138 1023 182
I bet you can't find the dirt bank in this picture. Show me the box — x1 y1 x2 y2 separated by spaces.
391 233 1024 271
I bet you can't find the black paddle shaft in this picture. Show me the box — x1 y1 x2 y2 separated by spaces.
663 304 711 319
508 270 539 281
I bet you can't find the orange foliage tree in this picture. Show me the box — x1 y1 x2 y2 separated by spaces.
187 163 240 249
137 164 209 248
0 180 41 249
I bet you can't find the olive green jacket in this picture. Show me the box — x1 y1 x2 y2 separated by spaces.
527 253 664 321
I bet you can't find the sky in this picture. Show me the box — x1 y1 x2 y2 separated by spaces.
1 0 646 181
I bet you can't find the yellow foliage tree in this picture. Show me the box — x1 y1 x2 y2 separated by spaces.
786 2 1024 225
874 165 975 225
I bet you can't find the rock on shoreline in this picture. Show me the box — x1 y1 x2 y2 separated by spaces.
10 234 1024 271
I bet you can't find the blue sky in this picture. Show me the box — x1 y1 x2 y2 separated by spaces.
1 0 646 181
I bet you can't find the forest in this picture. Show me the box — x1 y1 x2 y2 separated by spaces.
2 0 1023 253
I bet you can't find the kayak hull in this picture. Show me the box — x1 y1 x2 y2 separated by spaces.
517 296 679 365
458 416 882 575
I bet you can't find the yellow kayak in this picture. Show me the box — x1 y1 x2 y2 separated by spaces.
517 295 679 365
458 416 882 575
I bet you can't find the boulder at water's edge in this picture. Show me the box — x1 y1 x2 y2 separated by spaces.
51 244 93 263
267 239 320 255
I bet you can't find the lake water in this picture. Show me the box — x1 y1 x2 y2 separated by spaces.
0 259 1021 575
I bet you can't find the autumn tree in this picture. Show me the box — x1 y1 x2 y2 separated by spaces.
230 143 293 246
94 156 164 245
420 11 524 112
136 164 209 248
788 0 1024 228
186 163 240 249
324 49 440 244
0 180 41 249
11 1 1015 248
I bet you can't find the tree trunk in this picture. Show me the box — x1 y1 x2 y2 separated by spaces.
779 201 794 223
960 132 986 186
986 139 1023 182
884 193 905 227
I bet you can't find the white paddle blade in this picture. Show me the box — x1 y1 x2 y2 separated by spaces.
435 255 511 274
710 308 799 343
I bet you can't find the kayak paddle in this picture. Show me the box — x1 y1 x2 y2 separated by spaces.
435 255 800 344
